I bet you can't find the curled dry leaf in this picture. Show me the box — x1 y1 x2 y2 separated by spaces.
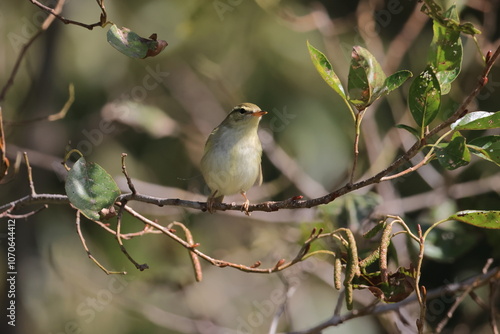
107 24 168 59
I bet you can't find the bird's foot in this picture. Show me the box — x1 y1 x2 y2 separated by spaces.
241 192 251 216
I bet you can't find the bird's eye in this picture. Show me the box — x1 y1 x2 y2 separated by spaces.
237 108 246 114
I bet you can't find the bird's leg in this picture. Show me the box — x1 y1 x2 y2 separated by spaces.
240 191 251 216
207 191 223 213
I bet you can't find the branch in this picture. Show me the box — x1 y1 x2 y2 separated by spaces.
75 210 126 275
27 0 107 30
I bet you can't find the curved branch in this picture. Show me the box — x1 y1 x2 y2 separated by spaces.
27 0 107 30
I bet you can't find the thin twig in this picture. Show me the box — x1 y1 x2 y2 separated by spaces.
469 290 489 310
4 205 48 219
415 224 426 334
75 210 126 275
349 110 365 184
7 83 74 125
23 152 36 196
167 221 203 282
27 0 107 30
115 202 149 271
90 217 162 239
435 283 473 333
121 204 315 274
121 153 137 195
490 279 500 334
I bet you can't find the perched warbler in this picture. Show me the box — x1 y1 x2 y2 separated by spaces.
201 103 267 215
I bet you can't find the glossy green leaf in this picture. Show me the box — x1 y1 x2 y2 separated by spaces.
107 24 167 59
468 135 500 166
451 111 500 130
396 124 420 139
449 210 500 229
409 66 441 130
435 132 470 170
348 46 386 110
65 157 121 221
428 4 462 95
421 0 481 36
383 70 413 93
307 41 346 100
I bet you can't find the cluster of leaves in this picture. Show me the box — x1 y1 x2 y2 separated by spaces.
308 4 499 172
305 0 500 317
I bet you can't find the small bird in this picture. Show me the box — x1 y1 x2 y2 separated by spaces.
201 103 267 215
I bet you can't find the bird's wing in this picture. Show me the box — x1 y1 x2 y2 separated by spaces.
256 163 263 186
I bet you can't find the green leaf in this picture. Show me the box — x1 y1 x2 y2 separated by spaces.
107 24 167 59
449 210 500 229
383 70 413 93
396 124 420 139
347 46 386 110
428 4 463 95
468 135 500 166
307 41 346 100
451 111 500 130
435 132 470 170
421 0 481 36
409 65 441 130
65 157 121 221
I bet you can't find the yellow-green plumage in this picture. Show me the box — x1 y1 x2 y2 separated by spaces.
201 103 266 214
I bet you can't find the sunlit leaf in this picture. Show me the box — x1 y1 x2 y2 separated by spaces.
451 111 500 130
409 65 441 130
468 135 500 166
65 157 121 221
307 41 346 100
348 46 386 110
435 132 470 170
383 70 413 93
428 4 462 94
107 24 167 59
449 210 500 229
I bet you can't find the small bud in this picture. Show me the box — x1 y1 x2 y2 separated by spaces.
485 50 492 63
250 261 262 268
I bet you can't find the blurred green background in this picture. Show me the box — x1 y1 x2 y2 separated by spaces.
0 0 499 333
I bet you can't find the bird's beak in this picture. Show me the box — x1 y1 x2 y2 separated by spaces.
252 111 267 117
